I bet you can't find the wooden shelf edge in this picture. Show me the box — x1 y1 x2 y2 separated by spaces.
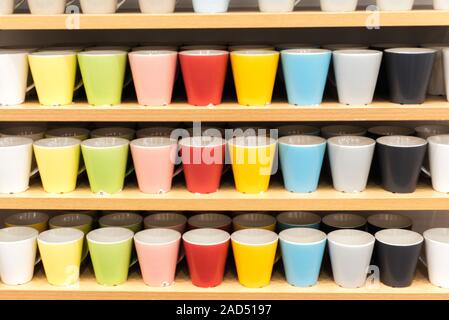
1 10 449 30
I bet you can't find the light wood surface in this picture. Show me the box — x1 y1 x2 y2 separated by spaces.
1 10 449 30
2 265 448 300
0 179 448 211
2 99 449 122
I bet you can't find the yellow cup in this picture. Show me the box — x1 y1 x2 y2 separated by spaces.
33 137 82 194
37 228 84 286
231 229 278 288
28 51 80 106
228 136 277 194
230 50 279 106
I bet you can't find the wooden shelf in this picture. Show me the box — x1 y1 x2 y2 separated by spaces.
3 264 447 300
1 10 449 30
1 179 448 211
2 99 449 122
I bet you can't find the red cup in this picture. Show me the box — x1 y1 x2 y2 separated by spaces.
180 136 226 194
179 50 229 106
183 228 230 288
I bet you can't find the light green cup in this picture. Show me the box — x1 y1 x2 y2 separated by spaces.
77 50 128 106
87 227 134 286
81 137 130 195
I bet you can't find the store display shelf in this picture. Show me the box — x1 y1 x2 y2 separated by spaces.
1 10 449 30
3 266 447 300
1 180 448 211
2 99 449 122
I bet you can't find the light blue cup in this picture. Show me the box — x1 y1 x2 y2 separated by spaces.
192 0 230 13
281 49 332 106
276 211 322 232
280 228 327 287
279 135 326 193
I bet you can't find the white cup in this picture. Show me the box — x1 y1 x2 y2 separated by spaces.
0 50 34 106
138 0 177 13
0 137 37 194
320 0 358 12
426 135 449 193
328 229 375 288
0 227 39 285
328 136 376 193
424 228 449 288
0 0 25 14
80 0 127 14
192 0 230 13
333 49 382 105
258 0 301 12
434 0 449 9
376 0 414 11
27 0 76 14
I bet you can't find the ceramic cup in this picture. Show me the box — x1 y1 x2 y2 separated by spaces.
434 0 449 9
279 135 326 193
183 228 230 288
144 212 187 234
415 124 449 139
90 127 135 141
281 49 331 106
228 136 277 194
37 228 84 286
45 127 90 141
233 213 277 232
367 213 413 235
321 213 367 234
136 127 176 139
80 0 127 14
0 137 35 194
192 0 230 13
5 211 49 233
328 136 375 193
279 228 327 287
129 50 177 106
231 229 278 288
0 50 34 106
376 0 414 10
87 227 134 286
375 229 423 287
28 51 81 106
333 50 382 105
134 228 181 287
276 211 322 232
328 229 375 288
78 50 128 106
0 227 38 285
99 212 143 233
320 0 358 11
421 44 447 96
321 125 367 139
81 137 130 195
131 137 179 194
424 228 449 288
376 136 427 193
188 213 232 233
278 125 320 137
180 136 226 194
138 0 177 13
258 0 300 12
33 138 83 194
385 48 436 104
231 50 280 106
367 126 415 140
426 135 449 193
27 0 75 14
180 50 229 106
0 126 45 141
0 0 25 14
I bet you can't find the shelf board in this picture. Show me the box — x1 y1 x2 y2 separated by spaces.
1 10 449 30
3 265 447 300
1 179 448 211
2 99 449 122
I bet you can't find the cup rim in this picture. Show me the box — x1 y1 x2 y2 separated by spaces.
182 228 230 246
233 213 276 229
427 134 449 146
375 229 424 247
0 126 46 137
230 49 279 56
134 228 181 246
49 213 93 229
276 211 322 227
132 45 178 52
327 229 375 247
179 49 229 56
0 226 39 244
180 45 228 51
322 213 367 229
385 47 437 54
279 227 327 245
29 50 77 57
179 136 226 148
278 135 326 147
78 50 128 56
228 45 275 51
415 124 449 136
0 49 30 56
0 136 34 147
367 213 412 230
376 135 427 148
423 228 449 245
86 227 134 244
129 50 178 56
231 228 278 246
38 228 84 245
333 49 382 55
327 135 376 148
368 126 415 137
228 135 277 148
33 137 81 148
322 44 368 50
45 127 90 138
131 137 178 148
81 137 129 149
143 212 187 228
188 213 232 229
281 48 331 55
321 125 367 137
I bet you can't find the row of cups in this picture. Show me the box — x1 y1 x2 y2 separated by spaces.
2 0 449 15
2 210 449 289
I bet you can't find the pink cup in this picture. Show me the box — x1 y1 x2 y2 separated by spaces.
130 137 180 194
134 228 181 287
129 50 178 106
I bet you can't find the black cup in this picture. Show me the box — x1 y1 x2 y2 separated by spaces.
375 229 423 287
321 213 366 234
367 213 413 235
385 47 436 104
377 135 427 193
